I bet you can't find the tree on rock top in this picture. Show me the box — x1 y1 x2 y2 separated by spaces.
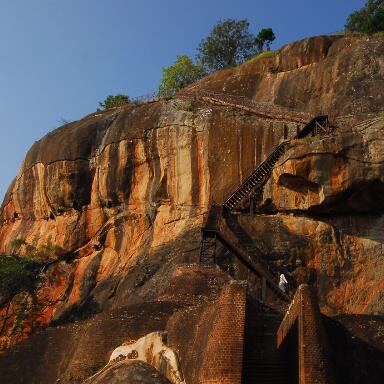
98 94 130 111
256 28 276 52
197 19 258 72
345 0 384 34
158 55 206 97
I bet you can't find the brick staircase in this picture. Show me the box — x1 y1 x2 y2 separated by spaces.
243 311 290 384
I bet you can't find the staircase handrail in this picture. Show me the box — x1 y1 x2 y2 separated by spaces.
201 205 288 301
215 229 288 301
296 115 328 138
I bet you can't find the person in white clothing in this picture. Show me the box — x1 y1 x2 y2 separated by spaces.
279 273 288 293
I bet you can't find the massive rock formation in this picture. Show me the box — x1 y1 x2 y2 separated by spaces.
0 34 383 383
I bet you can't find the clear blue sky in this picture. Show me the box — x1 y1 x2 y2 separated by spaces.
0 0 365 201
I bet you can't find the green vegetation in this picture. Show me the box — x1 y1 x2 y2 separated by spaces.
174 100 194 112
245 49 280 63
256 28 276 52
158 55 206 97
196 19 259 71
11 238 64 262
97 94 130 111
0 255 40 303
345 0 384 34
0 239 65 305
10 238 27 249
296 135 320 145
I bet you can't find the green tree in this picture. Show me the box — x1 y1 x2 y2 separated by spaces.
256 28 276 52
345 0 384 34
0 255 39 305
158 55 206 97
98 94 130 111
197 19 258 72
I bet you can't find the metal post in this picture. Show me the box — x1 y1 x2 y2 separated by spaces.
199 234 204 264
213 233 217 264
261 277 267 302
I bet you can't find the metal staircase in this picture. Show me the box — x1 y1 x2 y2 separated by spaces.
224 142 287 210
196 110 330 384
224 115 329 211
199 205 289 302
198 114 330 296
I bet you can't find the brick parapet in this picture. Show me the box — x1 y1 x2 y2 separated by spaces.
277 286 302 347
199 281 247 384
277 284 337 384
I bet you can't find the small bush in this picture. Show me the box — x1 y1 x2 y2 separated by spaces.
10 239 27 248
174 100 194 112
97 94 130 111
0 255 40 304
11 238 64 262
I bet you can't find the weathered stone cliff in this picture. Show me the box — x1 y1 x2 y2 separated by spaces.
188 34 384 124
0 35 383 383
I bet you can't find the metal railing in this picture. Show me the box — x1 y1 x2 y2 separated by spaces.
179 89 312 123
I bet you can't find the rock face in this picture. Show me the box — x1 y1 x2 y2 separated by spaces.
258 117 384 315
108 332 185 384
0 35 383 383
0 97 303 349
83 360 171 384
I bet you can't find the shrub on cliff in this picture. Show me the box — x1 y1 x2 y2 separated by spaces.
197 19 258 71
0 255 40 305
158 55 206 97
345 0 384 34
97 94 130 111
11 238 64 262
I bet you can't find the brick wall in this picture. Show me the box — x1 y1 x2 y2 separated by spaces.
277 284 337 384
199 281 247 384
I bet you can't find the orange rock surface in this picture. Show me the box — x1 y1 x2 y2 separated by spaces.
0 35 383 383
